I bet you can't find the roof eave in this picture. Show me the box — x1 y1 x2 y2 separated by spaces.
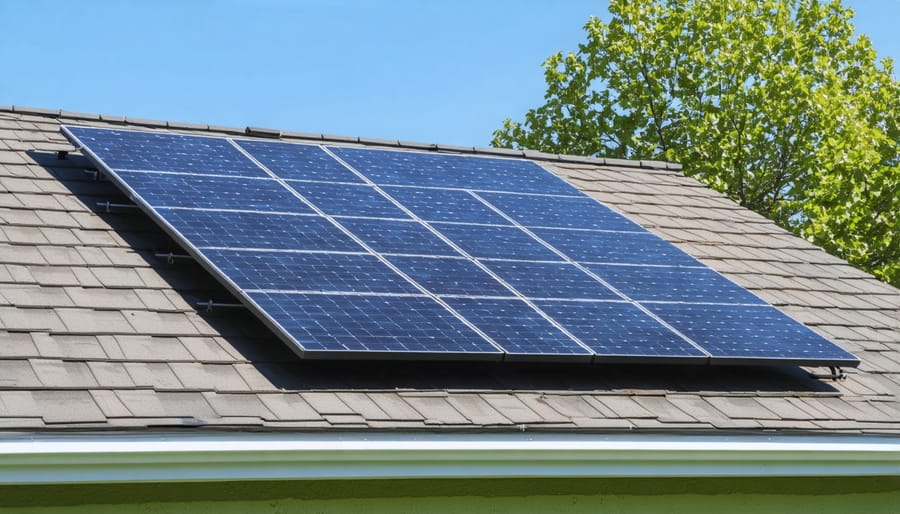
1 432 898 485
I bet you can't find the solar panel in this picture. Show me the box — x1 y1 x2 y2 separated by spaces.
484 261 619 300
385 256 511 296
117 172 313 213
63 124 859 367
204 249 417 294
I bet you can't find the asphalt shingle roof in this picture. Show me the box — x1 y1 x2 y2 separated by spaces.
0 106 898 434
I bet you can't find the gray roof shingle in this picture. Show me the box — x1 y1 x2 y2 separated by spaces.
0 106 898 435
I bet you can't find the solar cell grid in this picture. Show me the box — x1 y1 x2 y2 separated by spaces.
434 223 561 261
68 126 267 176
339 218 460 256
385 255 511 296
443 298 591 358
250 292 501 355
382 186 511 225
204 249 417 294
537 301 707 359
62 124 859 367
159 209 362 252
117 171 313 213
485 261 619 300
647 303 859 363
330 146 581 195
588 264 767 304
534 228 701 266
288 182 409 219
480 192 643 232
235 139 364 183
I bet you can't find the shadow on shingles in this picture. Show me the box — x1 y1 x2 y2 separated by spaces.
38 150 840 395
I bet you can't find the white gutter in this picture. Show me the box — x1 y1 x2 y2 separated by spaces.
1 432 898 484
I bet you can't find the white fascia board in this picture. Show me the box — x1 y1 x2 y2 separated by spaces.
0 432 899 484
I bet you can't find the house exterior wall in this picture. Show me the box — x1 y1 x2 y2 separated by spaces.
3 477 899 513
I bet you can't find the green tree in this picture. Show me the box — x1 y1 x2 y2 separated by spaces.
493 0 899 286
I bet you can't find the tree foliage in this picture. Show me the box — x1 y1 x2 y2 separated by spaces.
493 0 899 286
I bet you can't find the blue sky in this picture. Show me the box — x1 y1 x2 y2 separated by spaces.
1 0 897 147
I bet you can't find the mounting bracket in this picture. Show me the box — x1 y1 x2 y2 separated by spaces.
808 366 846 380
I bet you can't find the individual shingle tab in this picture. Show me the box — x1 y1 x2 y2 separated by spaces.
34 391 105 423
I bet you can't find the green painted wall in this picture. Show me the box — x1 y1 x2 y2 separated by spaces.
2 477 899 513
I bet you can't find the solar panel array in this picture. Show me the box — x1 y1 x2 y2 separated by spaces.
62 125 859 367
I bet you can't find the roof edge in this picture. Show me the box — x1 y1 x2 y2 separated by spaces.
1 105 682 171
1 432 898 485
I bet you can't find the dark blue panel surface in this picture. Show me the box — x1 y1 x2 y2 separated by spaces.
158 209 362 251
534 228 701 266
288 182 408 218
588 264 767 304
480 192 643 232
66 126 267 176
204 249 416 294
386 256 510 296
250 292 500 354
339 218 459 255
331 146 580 195
434 223 560 260
65 125 859 366
382 186 510 224
537 301 706 358
647 303 858 363
235 139 363 183
117 172 313 213
444 298 591 357
485 261 619 300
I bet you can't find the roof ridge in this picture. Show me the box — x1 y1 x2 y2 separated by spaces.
0 105 682 171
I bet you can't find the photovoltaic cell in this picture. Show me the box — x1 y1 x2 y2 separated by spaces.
204 249 417 294
385 255 511 296
235 139 364 183
158 209 362 252
288 182 409 218
63 125 859 367
68 126 267 177
249 292 501 354
480 192 643 232
338 218 459 256
646 303 859 363
434 223 561 261
485 261 619 300
536 301 707 359
533 228 701 266
331 146 581 195
444 298 591 358
117 171 313 213
382 186 511 225
587 264 767 305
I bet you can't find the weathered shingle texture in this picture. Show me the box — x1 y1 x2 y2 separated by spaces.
0 107 898 433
